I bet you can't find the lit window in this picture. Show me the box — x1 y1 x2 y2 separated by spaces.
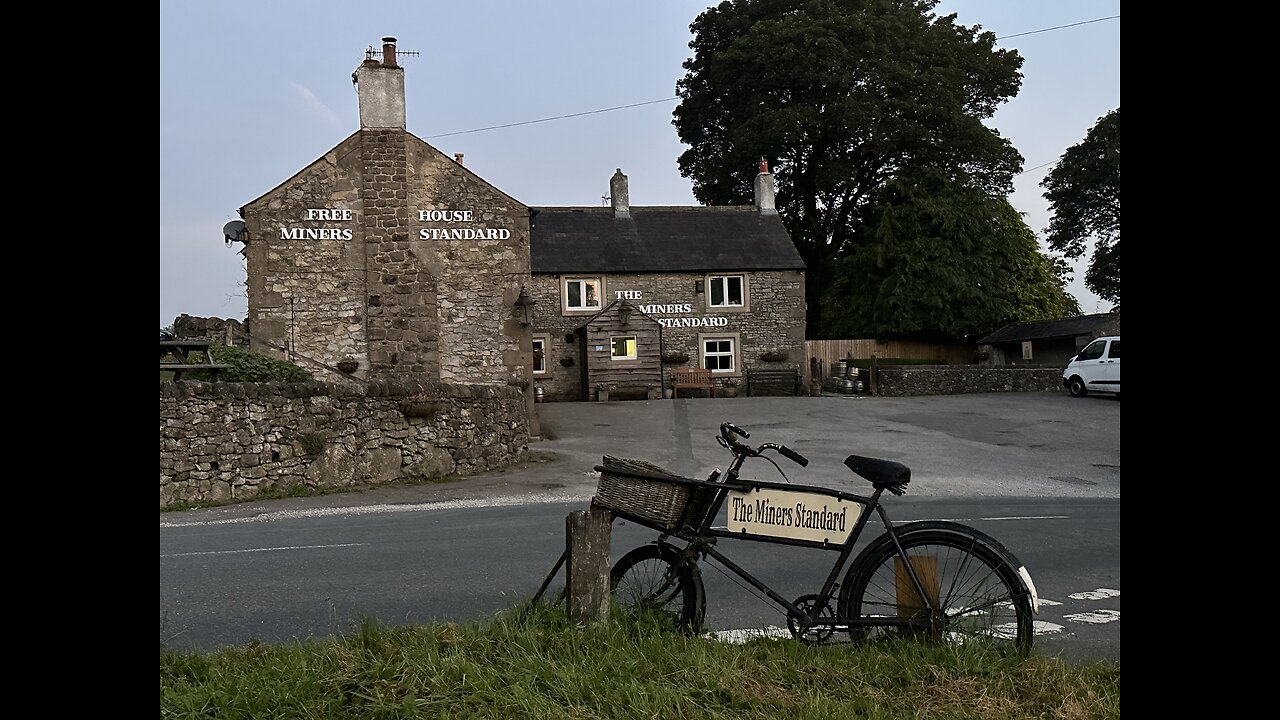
564 277 602 311
611 336 637 361
702 337 735 372
707 275 745 308
532 337 547 374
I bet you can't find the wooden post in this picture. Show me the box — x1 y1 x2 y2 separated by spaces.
566 508 612 625
869 354 879 396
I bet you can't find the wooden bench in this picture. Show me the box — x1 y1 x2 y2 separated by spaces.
161 364 232 381
746 368 800 397
671 368 714 398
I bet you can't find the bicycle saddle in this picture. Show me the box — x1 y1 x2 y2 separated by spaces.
843 455 911 495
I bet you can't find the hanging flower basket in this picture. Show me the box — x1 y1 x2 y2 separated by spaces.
760 350 789 363
336 357 359 374
661 351 690 364
560 356 576 367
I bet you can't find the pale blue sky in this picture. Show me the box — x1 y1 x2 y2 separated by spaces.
159 1 1120 328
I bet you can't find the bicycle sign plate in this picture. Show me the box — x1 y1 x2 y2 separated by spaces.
726 487 862 544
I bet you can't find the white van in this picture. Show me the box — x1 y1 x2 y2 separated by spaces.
1063 336 1120 398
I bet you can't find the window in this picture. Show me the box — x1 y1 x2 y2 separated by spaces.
1106 340 1120 359
707 275 745 308
563 277 602 312
610 336 637 361
702 337 735 373
1078 340 1106 361
532 336 548 374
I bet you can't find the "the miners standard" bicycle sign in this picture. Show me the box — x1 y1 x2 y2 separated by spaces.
726 487 862 544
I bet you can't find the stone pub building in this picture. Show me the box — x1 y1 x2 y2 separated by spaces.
235 38 805 408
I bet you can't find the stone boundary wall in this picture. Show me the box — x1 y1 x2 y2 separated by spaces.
875 365 1063 396
160 380 528 509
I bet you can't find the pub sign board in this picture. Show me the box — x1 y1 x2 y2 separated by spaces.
725 487 862 544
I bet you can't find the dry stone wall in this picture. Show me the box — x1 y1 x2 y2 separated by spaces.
159 380 528 509
874 366 1063 396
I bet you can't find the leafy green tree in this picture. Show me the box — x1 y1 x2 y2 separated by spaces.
820 173 1078 339
1041 107 1120 303
673 0 1026 332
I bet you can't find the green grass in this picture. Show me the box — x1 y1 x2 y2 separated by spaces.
160 604 1120 719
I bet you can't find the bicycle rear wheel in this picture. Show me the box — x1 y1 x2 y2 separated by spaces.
839 523 1034 655
610 542 705 634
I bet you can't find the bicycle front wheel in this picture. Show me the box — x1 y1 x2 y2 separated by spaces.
839 524 1034 655
610 542 705 635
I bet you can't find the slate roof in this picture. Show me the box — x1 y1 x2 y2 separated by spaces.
978 313 1119 344
530 206 806 274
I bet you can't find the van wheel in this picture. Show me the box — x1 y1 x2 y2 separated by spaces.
1068 377 1088 397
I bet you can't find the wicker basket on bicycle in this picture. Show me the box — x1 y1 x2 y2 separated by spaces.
593 455 718 534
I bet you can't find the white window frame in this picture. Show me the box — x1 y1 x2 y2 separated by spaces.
706 274 747 309
610 335 638 361
532 335 549 374
562 276 604 313
699 333 740 375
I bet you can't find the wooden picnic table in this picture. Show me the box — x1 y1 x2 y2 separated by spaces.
160 339 231 380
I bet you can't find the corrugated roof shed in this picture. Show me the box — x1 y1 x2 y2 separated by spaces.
530 206 805 274
978 313 1120 344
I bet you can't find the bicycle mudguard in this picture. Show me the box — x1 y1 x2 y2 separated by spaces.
845 520 1040 613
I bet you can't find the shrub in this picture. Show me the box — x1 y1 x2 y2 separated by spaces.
196 345 314 383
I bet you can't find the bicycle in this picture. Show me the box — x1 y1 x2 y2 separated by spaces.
595 422 1041 654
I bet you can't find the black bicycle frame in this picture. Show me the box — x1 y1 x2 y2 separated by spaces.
608 464 944 632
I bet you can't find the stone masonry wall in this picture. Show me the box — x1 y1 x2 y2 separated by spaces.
528 270 805 401
364 128 442 380
875 365 1063 396
241 132 533 395
243 133 368 377
406 143 532 388
159 380 528 509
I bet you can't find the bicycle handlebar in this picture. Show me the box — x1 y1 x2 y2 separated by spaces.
720 422 750 441
776 444 809 468
718 423 809 468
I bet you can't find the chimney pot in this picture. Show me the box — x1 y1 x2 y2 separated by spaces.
454 153 464 165
754 160 776 215
382 36 398 67
610 169 630 219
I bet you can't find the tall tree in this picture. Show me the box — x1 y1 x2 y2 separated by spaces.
673 0 1025 332
820 172 1079 340
1041 107 1120 304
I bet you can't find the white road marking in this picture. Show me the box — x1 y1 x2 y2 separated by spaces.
1033 621 1065 635
1064 609 1120 624
712 620 1069 643
161 543 367 558
915 516 1070 522
710 626 792 644
1067 588 1120 600
160 492 593 527
1037 598 1062 606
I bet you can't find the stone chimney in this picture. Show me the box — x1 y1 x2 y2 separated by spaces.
610 168 630 219
754 158 776 215
354 36 406 129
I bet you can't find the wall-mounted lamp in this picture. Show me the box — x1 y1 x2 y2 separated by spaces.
514 286 536 326
694 280 704 294
619 303 632 326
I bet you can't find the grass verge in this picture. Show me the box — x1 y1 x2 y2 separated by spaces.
160 604 1120 719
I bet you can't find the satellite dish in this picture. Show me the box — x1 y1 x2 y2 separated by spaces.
223 220 247 246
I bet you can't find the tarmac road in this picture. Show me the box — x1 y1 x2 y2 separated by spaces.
160 392 1119 663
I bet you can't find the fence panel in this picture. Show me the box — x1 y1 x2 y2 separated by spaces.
802 339 973 384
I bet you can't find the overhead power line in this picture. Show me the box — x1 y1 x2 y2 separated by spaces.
425 97 677 139
425 15 1119 140
997 15 1119 41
